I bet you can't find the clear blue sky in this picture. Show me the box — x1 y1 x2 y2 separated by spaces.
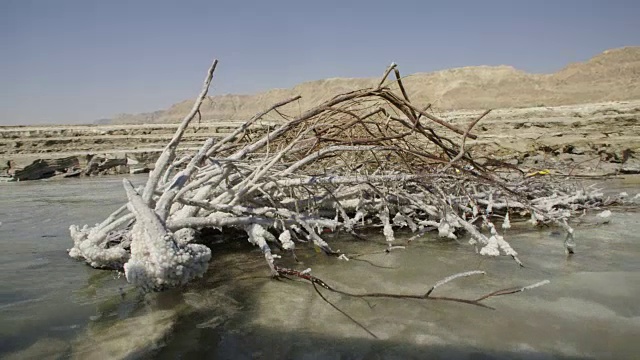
1 0 638 125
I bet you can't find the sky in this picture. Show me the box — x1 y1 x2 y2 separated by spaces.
1 0 638 125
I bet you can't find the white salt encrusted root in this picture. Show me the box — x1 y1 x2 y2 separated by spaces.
68 224 130 269
124 224 211 290
502 212 511 230
122 179 211 290
278 230 295 250
479 223 520 266
245 224 277 275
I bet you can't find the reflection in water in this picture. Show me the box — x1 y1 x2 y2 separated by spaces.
0 176 639 359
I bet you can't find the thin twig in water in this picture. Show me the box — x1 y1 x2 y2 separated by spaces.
311 281 379 339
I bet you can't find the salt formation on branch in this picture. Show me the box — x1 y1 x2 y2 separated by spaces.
68 59 611 290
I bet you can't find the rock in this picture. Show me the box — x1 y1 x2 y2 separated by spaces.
562 144 585 155
596 210 612 224
620 167 640 174
522 154 546 167
63 170 82 178
557 153 576 162
126 157 140 165
82 155 101 175
11 156 80 181
620 158 640 174
130 167 150 174
83 156 128 176
1 150 162 181
98 158 127 173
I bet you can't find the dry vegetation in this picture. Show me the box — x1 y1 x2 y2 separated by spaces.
68 60 626 293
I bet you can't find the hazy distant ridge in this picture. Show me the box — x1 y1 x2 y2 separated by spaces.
108 47 640 124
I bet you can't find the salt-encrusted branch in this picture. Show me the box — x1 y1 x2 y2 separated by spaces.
155 138 216 220
246 224 278 276
474 280 551 301
142 59 218 203
67 61 613 293
123 179 211 290
277 266 549 312
424 270 485 297
161 155 192 188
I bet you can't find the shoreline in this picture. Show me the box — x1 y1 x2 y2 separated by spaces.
1 100 639 181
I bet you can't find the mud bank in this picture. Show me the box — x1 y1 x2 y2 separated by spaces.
0 121 273 181
2 100 639 181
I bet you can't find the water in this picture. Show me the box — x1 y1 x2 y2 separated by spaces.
0 176 639 359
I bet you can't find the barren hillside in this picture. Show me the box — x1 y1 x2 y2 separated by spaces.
110 47 640 124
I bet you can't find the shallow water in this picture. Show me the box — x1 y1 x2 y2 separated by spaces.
0 176 639 359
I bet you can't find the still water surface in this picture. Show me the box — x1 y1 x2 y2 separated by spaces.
0 176 639 359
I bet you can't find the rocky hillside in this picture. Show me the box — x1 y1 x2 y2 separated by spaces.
110 47 640 124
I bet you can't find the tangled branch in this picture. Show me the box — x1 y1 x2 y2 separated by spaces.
68 59 616 291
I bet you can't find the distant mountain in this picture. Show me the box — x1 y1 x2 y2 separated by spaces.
93 118 112 125
108 47 640 124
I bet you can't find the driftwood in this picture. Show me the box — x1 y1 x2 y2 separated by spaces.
68 60 617 291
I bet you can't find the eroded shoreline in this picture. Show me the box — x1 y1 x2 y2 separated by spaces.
2 100 638 181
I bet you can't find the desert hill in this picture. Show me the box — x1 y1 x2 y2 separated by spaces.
109 47 640 124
